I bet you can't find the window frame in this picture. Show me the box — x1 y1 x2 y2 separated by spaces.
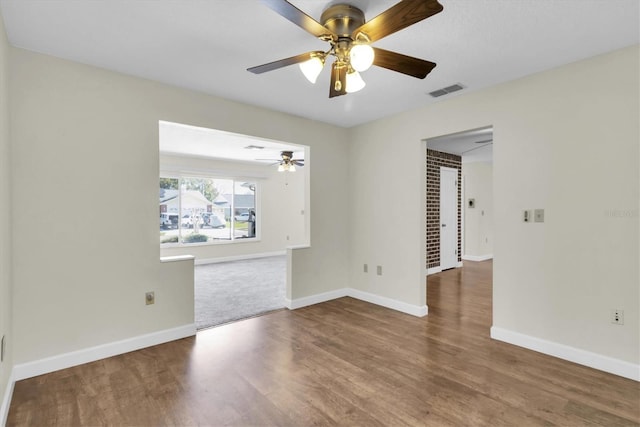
160 174 260 247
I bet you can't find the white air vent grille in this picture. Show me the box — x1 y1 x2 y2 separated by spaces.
429 83 465 98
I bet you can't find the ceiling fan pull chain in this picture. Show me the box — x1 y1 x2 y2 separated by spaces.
334 66 342 91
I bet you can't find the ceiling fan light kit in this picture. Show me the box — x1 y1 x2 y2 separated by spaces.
258 151 304 172
248 0 444 98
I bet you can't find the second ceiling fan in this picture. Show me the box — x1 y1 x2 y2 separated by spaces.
247 0 444 98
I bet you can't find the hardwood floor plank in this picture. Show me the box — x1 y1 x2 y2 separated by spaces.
7 260 640 426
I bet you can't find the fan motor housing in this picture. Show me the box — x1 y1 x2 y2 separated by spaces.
320 4 366 37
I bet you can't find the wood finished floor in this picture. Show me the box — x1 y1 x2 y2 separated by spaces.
7 260 640 426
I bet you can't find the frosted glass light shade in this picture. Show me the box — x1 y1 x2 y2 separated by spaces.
277 163 296 172
299 56 324 84
346 70 366 93
349 44 374 72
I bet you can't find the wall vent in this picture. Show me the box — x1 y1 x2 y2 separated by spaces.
429 83 465 98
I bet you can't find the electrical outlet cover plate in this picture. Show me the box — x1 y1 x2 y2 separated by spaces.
611 309 624 325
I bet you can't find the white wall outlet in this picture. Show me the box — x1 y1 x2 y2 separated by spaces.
534 209 545 223
363 264 368 273
377 265 382 276
146 291 155 305
611 309 624 325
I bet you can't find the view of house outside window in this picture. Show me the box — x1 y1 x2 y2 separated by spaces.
159 176 257 245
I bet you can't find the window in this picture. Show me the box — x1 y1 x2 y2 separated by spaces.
160 176 257 245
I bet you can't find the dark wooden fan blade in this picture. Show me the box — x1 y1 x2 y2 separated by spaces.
329 62 347 98
352 0 443 43
372 47 436 79
292 160 304 166
247 51 320 74
262 0 335 40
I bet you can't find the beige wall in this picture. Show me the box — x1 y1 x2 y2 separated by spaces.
463 161 493 258
9 47 349 365
0 8 12 415
159 153 307 261
349 45 639 365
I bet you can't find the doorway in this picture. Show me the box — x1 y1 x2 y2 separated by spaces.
425 126 493 273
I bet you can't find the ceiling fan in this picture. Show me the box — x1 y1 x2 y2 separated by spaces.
247 0 444 98
259 151 305 172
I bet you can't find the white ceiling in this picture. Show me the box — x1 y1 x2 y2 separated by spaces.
0 0 638 128
159 121 305 164
427 126 493 163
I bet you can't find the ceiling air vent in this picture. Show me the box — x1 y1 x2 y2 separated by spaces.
428 83 465 98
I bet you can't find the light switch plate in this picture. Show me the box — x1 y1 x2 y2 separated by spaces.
534 209 544 223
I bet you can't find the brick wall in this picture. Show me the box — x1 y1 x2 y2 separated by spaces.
426 149 462 269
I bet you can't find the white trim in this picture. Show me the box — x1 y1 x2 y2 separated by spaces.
12 324 196 381
491 326 640 382
462 254 493 262
286 288 427 318
1 371 14 427
348 288 428 317
160 255 195 263
286 244 310 250
285 289 348 310
427 266 442 275
457 261 463 268
194 251 286 265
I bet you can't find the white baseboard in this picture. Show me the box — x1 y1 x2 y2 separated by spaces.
426 266 442 275
462 254 493 262
1 371 14 427
195 251 286 265
427 262 463 275
348 288 428 317
287 288 427 317
12 324 196 382
491 326 640 382
285 288 349 310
